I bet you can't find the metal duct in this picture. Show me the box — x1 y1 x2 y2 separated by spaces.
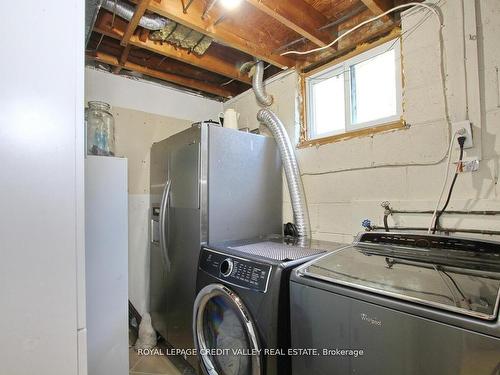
257 109 310 238
101 0 168 30
86 0 103 45
252 61 273 107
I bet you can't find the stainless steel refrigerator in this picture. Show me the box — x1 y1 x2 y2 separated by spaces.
149 123 282 366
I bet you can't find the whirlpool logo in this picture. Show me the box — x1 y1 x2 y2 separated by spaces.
360 313 382 327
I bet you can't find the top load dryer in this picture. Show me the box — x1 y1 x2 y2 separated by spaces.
290 232 500 375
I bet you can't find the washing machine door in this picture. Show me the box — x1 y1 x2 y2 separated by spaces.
193 284 262 375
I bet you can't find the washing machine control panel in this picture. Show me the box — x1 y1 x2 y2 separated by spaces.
200 249 271 292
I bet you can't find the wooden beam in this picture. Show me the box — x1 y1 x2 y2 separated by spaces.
113 44 132 73
302 26 400 73
119 44 132 65
87 51 234 97
140 0 296 69
360 0 393 19
244 0 334 48
94 13 251 84
139 28 149 42
121 0 151 46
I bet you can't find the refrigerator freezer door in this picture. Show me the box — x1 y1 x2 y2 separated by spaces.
149 126 203 368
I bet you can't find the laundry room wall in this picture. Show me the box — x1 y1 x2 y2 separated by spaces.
224 0 500 244
85 68 223 314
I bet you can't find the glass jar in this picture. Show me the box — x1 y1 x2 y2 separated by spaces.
86 101 115 156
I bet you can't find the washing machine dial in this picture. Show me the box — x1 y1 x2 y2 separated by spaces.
220 258 233 277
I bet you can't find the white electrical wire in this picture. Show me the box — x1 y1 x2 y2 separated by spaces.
427 131 458 233
281 2 442 57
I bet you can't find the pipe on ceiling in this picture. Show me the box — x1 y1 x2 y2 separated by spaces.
101 0 168 30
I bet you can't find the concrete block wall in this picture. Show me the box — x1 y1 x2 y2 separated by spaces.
224 0 500 244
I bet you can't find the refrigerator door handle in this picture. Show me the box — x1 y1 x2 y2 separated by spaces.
159 178 172 271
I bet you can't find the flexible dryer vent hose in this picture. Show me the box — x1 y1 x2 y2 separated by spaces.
257 109 310 238
252 61 274 107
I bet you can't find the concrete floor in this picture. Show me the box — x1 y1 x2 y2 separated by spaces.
129 328 194 375
129 346 181 375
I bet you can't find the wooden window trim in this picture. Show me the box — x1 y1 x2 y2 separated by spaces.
298 119 407 148
298 29 405 149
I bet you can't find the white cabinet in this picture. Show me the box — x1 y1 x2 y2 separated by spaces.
85 156 128 375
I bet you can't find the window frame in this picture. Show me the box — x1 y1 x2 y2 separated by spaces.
305 38 403 141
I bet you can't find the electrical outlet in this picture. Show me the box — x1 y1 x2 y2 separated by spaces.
451 121 474 149
455 159 480 173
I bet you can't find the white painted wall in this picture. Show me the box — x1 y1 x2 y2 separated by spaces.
0 1 85 375
85 68 223 122
224 0 500 243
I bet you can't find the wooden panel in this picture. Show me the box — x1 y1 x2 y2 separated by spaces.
87 51 234 97
141 0 296 68
94 12 251 83
121 0 151 46
244 0 335 47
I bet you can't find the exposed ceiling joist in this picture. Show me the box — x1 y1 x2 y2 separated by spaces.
87 51 233 97
304 25 400 72
121 0 151 46
94 13 251 84
244 0 335 48
140 0 296 69
86 0 409 99
360 0 394 21
113 44 131 73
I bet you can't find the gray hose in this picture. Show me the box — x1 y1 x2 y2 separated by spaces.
257 109 310 238
102 0 168 30
252 61 273 107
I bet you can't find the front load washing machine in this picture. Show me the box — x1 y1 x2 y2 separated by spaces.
192 236 346 375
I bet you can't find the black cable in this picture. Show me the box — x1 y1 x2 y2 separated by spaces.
383 214 390 232
432 136 466 234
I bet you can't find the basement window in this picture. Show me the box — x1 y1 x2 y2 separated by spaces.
305 39 403 141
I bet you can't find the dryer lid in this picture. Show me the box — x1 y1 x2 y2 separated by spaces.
299 233 500 321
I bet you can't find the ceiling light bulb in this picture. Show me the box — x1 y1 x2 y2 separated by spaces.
220 0 242 10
